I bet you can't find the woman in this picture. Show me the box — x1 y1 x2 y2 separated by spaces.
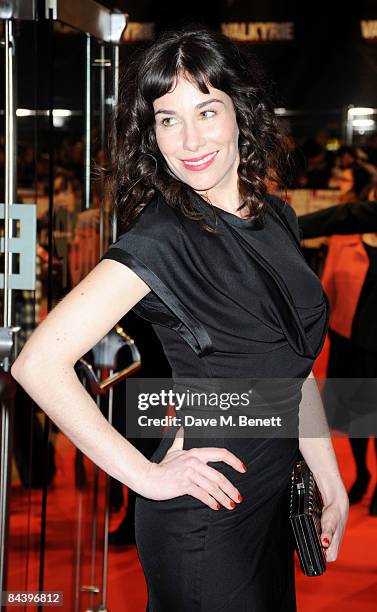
12 26 348 611
321 171 377 515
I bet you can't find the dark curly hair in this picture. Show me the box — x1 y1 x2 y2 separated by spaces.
106 24 289 233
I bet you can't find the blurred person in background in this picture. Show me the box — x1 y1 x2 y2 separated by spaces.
35 153 50 196
296 138 334 189
320 170 377 515
303 155 377 275
18 146 35 188
58 138 84 183
328 146 374 202
41 170 81 300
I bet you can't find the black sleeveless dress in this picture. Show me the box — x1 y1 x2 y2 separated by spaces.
102 191 329 612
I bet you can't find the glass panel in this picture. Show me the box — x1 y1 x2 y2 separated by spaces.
2 17 41 603
39 23 115 612
2 13 116 612
0 20 4 204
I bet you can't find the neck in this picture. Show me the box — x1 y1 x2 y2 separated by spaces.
197 184 244 216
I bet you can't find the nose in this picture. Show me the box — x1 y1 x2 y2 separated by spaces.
181 119 206 152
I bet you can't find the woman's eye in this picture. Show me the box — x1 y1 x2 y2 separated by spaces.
201 110 216 118
160 117 177 127
159 110 216 127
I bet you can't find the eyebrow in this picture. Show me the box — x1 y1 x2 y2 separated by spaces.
154 98 225 116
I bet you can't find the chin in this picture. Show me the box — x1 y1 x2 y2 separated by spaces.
191 185 215 192
183 175 219 191
187 185 216 194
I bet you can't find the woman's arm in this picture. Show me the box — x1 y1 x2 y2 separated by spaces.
298 200 377 239
11 259 154 492
11 259 245 509
298 371 349 561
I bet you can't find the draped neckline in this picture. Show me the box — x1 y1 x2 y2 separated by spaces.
191 191 265 230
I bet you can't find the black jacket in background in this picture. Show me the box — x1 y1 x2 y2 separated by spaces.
298 201 377 239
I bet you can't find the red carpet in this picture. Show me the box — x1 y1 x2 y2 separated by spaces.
7 335 377 610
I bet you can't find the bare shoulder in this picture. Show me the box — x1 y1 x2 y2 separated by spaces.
14 258 151 368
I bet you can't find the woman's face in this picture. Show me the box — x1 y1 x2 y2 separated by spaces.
153 75 240 198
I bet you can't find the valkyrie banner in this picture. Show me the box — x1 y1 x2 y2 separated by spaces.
102 0 377 109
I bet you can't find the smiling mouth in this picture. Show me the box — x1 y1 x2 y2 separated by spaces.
181 151 218 169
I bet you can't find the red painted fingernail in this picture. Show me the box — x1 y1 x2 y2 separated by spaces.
323 538 330 546
216 503 221 510
230 501 236 509
238 494 243 502
242 463 247 472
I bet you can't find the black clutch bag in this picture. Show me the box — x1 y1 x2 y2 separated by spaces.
289 459 327 576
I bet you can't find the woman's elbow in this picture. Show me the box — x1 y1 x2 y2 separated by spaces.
11 350 51 385
11 353 37 384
